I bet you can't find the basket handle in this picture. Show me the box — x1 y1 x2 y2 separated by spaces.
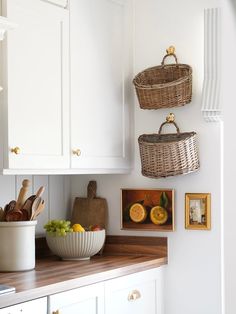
158 113 180 134
161 46 178 66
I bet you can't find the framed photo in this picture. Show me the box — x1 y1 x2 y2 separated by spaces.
121 188 174 231
185 193 211 230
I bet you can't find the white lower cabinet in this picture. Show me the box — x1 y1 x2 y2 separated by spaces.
0 268 164 314
0 297 47 314
104 268 164 314
48 282 104 314
48 268 164 314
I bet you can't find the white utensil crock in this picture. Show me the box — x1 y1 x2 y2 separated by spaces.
0 221 37 271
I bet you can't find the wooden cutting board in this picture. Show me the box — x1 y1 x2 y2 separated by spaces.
71 181 108 230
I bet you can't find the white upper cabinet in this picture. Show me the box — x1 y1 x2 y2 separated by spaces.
1 0 70 170
70 0 133 173
0 0 133 174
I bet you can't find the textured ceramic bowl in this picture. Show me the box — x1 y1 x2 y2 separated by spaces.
46 230 105 260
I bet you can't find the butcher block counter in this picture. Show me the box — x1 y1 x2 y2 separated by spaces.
0 236 167 309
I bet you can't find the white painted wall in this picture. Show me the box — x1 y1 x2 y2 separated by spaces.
71 1 223 314
0 175 71 236
222 1 236 313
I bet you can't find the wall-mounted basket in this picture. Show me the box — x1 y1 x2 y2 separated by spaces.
138 113 200 178
133 46 192 109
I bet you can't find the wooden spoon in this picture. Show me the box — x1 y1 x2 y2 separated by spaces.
5 200 22 221
35 186 45 198
29 197 42 220
21 186 45 219
30 200 45 220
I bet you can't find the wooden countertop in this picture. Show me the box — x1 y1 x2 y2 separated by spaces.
0 236 168 309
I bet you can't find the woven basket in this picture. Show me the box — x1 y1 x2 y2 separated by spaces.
133 48 192 109
138 115 200 178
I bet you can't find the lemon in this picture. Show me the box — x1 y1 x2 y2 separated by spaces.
72 223 85 232
150 206 168 225
129 203 147 223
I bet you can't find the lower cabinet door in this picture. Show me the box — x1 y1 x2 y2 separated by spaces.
104 268 164 314
48 282 104 314
0 298 47 314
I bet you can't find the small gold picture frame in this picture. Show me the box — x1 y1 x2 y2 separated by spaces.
185 193 211 230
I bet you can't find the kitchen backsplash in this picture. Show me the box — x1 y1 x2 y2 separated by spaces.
0 175 71 236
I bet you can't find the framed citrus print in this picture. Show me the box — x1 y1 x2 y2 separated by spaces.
121 188 174 231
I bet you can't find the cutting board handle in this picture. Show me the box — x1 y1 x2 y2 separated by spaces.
87 181 97 199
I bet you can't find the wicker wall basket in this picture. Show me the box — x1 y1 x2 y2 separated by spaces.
138 114 200 178
133 46 192 109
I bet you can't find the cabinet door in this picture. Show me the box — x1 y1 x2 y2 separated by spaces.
0 297 47 314
48 282 104 314
2 0 70 169
70 0 133 173
105 268 164 314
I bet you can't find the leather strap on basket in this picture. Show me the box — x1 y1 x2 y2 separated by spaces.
161 45 178 66
158 113 180 134
158 121 180 134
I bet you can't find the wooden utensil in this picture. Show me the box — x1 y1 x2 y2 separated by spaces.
29 197 42 220
5 200 22 221
21 186 45 219
15 179 30 210
0 208 4 221
2 204 9 221
35 186 45 198
30 200 45 220
20 209 29 221
5 179 29 221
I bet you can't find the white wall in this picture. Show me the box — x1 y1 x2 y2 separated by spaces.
0 175 71 236
222 1 236 313
71 1 223 314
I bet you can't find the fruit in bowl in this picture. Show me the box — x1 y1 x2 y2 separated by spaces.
89 224 103 231
44 220 105 260
72 223 85 232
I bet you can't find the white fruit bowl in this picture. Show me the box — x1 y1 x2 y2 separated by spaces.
46 229 105 260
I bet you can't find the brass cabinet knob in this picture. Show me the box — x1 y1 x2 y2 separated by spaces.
72 149 81 156
52 311 60 314
10 147 20 154
166 113 175 122
128 289 141 301
166 45 175 55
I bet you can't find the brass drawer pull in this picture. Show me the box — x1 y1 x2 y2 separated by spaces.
72 149 81 156
52 311 60 314
128 289 141 301
10 147 20 154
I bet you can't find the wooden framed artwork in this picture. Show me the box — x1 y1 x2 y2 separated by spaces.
121 188 174 231
185 193 211 230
